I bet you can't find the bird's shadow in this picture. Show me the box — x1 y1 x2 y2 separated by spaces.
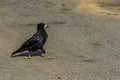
11 51 43 58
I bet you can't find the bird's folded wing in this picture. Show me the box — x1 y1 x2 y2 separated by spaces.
21 40 39 49
20 34 44 49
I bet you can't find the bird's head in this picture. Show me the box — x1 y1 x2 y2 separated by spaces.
37 23 49 31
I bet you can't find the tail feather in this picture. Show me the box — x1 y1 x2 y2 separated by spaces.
11 48 23 57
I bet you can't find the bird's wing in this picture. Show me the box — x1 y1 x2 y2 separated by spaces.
11 33 41 56
20 33 43 49
21 39 38 49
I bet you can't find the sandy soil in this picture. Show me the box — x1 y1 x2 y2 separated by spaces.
0 0 120 80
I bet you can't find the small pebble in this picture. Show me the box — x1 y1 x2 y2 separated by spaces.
57 77 61 79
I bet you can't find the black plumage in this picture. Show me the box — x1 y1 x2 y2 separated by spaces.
11 23 48 58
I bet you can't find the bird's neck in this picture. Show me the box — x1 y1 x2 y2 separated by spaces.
37 29 45 32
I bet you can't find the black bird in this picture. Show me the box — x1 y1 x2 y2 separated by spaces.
11 23 49 58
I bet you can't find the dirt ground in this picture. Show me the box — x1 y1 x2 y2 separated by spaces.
0 0 120 80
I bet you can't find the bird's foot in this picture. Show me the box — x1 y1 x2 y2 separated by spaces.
47 56 54 60
45 53 53 60
40 54 45 57
25 56 31 59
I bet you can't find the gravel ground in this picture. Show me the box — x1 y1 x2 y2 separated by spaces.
0 0 120 80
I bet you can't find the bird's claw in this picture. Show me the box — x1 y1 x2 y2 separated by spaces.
25 56 31 59
47 56 54 60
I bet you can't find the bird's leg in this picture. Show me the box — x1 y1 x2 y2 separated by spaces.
25 52 31 59
38 47 45 57
41 47 46 53
28 52 31 59
45 52 51 59
41 47 53 60
39 48 53 60
38 49 44 57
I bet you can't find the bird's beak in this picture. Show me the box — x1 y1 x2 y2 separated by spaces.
44 25 49 28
